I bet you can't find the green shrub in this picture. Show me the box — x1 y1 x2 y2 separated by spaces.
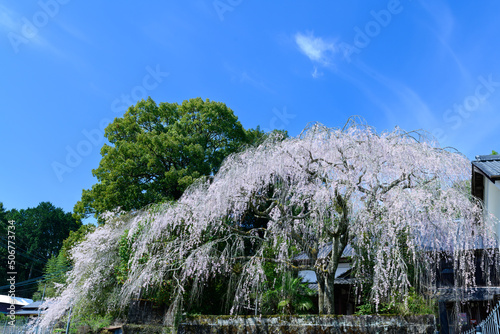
355 288 436 315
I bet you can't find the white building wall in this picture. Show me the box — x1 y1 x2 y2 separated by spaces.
485 178 500 240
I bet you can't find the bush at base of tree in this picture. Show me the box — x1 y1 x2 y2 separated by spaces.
355 288 437 316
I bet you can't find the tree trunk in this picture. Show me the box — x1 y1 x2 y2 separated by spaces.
317 272 325 314
317 271 335 314
316 272 335 314
317 226 348 314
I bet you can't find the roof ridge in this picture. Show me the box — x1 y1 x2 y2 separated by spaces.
474 155 500 162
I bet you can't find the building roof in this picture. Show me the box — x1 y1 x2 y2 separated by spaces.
431 287 500 302
294 243 354 262
299 263 351 283
15 301 48 316
0 295 32 306
472 155 500 180
300 263 355 291
21 301 45 309
15 309 45 316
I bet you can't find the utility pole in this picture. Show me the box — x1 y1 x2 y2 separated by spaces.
65 306 73 334
35 283 46 334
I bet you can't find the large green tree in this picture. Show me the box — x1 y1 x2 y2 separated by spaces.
74 97 263 219
1 202 81 293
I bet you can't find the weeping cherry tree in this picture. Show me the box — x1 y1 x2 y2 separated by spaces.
40 118 498 328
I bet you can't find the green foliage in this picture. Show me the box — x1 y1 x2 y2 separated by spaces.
262 273 315 315
492 150 498 155
355 288 436 315
405 289 437 315
149 279 176 306
74 97 264 220
6 202 81 259
185 275 230 315
115 226 147 284
33 251 71 300
0 202 81 296
34 224 95 300
352 226 435 316
116 230 132 284
0 202 5 222
67 313 114 333
61 224 96 261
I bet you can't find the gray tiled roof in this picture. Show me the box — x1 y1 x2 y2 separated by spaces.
431 287 500 302
16 309 45 316
473 155 500 180
22 301 44 309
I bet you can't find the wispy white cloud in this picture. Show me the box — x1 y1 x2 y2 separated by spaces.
340 61 437 132
371 75 436 131
0 4 51 54
224 64 274 93
295 31 336 68
336 70 395 123
418 1 469 79
240 71 272 92
312 67 323 79
0 4 18 32
441 102 500 156
419 1 455 41
57 21 91 45
0 3 74 56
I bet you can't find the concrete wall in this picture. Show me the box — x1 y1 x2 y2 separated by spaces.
115 315 436 334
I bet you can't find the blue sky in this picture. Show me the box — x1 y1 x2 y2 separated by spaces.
1 1 499 219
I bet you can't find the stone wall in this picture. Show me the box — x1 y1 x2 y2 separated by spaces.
127 299 166 325
116 315 436 334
